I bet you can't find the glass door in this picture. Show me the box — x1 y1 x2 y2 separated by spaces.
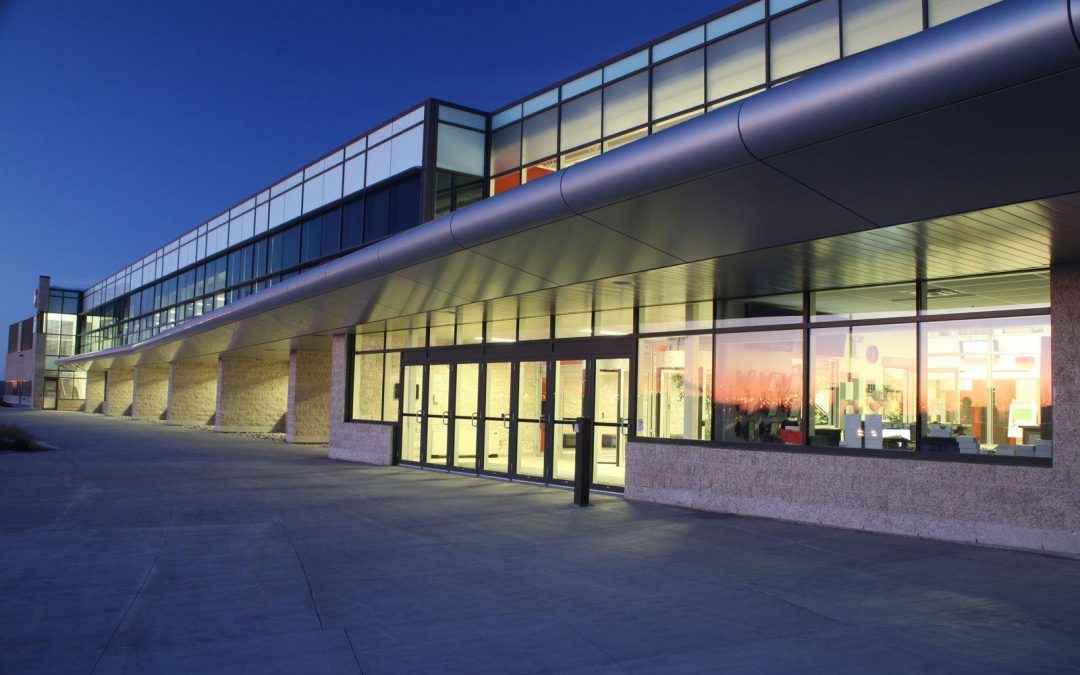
515 361 548 479
400 364 424 462
552 360 586 482
426 364 451 466
43 377 58 411
483 362 512 475
593 358 629 488
452 363 480 471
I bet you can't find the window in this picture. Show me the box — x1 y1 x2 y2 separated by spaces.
810 324 916 449
718 293 803 328
603 72 648 136
639 302 712 334
560 90 602 151
491 123 521 175
342 198 365 248
390 174 422 234
365 188 390 241
927 0 999 27
842 0 922 56
522 109 558 164
770 0 840 80
923 317 1050 457
352 352 385 420
707 26 766 101
812 283 915 322
637 335 713 441
652 49 705 120
715 330 804 444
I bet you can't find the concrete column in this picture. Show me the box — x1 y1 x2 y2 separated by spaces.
167 361 217 427
133 364 169 421
83 371 105 413
216 357 288 433
103 368 134 417
328 334 394 465
287 350 332 443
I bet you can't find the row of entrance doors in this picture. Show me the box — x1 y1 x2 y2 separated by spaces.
399 356 629 489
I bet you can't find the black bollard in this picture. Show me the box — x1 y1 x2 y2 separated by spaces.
574 416 593 507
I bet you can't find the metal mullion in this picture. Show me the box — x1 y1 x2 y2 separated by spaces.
802 289 812 447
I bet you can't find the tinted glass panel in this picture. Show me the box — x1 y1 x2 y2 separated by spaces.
365 188 390 241
715 330 804 444
342 198 364 248
652 48 705 120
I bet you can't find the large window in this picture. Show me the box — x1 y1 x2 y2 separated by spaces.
350 331 401 423
715 330 803 444
923 317 1051 457
637 335 713 441
810 324 916 449
629 273 1052 462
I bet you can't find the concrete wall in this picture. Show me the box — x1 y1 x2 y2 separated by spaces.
133 365 169 421
84 371 105 413
216 357 288 433
167 361 217 426
103 368 134 417
287 350 331 443
625 263 1080 558
328 334 394 465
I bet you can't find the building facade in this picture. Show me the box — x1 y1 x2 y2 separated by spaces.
8 0 1080 555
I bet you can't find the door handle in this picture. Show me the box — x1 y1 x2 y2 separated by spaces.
442 411 449 426
538 414 547 426
619 417 628 435
501 413 510 429
471 412 478 428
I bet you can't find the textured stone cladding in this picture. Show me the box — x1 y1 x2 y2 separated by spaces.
83 371 105 413
287 350 332 443
133 365 169 420
216 357 288 433
104 368 134 417
626 264 1080 557
167 362 217 426
328 334 393 465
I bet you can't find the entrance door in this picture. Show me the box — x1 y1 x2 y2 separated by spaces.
452 363 480 471
483 362 512 474
400 364 424 462
43 377 58 411
593 358 629 488
552 360 586 482
515 361 547 479
425 364 451 466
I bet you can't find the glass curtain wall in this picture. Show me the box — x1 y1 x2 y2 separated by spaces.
488 0 997 195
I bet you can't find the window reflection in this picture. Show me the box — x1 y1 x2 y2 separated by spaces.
715 331 803 444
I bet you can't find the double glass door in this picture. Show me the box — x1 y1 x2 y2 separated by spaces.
398 355 629 489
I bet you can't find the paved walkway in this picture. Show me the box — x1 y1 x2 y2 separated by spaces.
1 408 1078 674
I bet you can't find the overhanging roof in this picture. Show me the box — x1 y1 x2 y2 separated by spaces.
62 0 1080 370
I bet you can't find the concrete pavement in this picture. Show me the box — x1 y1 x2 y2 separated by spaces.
1 408 1079 674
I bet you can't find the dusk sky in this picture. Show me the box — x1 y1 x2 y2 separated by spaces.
0 0 736 378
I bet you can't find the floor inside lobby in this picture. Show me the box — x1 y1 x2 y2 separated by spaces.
1 408 1078 674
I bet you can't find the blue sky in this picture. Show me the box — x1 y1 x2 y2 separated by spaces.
0 0 734 378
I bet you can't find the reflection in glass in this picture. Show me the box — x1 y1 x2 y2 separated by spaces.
923 317 1051 457
924 272 1049 315
810 324 916 449
812 284 915 322
717 293 803 328
715 331 803 444
603 72 648 136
